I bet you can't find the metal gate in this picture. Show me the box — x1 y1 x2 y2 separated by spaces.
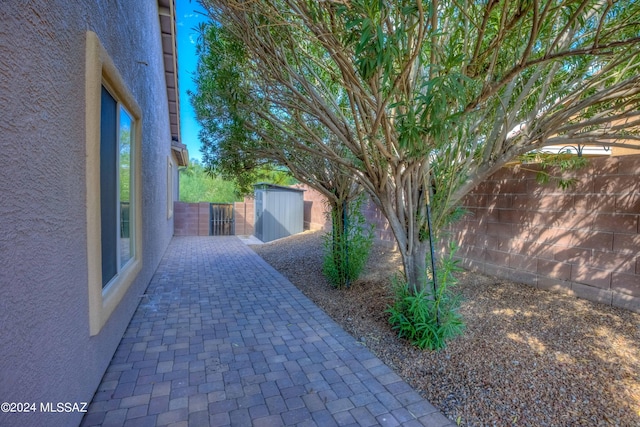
210 203 235 236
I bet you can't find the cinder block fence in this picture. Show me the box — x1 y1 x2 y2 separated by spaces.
234 198 255 236
174 200 254 236
173 202 210 236
442 154 640 313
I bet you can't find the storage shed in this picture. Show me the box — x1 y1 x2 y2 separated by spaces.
254 183 304 243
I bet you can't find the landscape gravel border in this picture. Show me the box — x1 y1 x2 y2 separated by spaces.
251 231 640 426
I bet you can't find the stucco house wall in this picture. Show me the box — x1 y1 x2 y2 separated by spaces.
0 1 179 426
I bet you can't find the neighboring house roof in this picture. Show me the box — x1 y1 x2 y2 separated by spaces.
158 0 189 166
171 138 189 166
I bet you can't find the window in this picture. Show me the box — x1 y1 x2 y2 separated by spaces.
86 31 142 335
100 87 135 287
167 157 174 219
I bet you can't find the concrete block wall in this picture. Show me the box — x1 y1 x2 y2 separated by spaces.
174 200 255 236
361 197 396 246
235 198 255 236
296 185 331 231
443 154 640 313
174 202 210 236
288 185 395 244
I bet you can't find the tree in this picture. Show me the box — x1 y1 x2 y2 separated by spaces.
197 0 640 292
191 21 364 272
179 160 242 203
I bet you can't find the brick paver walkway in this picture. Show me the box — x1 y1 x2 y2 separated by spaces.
82 236 453 427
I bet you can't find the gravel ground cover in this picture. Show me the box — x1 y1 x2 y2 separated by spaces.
251 230 640 427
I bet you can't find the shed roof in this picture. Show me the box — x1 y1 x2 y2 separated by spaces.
254 183 305 192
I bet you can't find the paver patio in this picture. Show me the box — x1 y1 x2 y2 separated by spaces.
81 236 454 427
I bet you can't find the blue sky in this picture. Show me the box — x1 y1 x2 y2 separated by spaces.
176 0 209 163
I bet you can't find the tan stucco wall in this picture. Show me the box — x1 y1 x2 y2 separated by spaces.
0 1 175 426
612 144 640 156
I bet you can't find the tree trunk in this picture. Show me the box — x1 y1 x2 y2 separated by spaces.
377 189 432 294
399 239 430 293
331 201 344 254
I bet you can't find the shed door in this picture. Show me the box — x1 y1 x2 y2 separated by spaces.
254 190 263 241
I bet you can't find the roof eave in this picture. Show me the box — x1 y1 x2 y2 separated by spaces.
158 0 188 163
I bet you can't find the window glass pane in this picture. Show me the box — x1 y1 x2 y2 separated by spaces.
119 107 133 267
100 86 118 287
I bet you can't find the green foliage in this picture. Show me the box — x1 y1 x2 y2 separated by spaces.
119 126 131 202
387 245 465 350
190 23 262 194
250 167 298 189
179 160 241 203
191 21 351 200
518 151 590 190
179 160 297 202
196 0 640 294
322 196 374 289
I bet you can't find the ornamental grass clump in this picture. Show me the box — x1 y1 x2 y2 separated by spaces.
387 245 465 350
322 196 373 288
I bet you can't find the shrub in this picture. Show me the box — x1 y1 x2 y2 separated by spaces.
322 196 374 288
387 244 465 350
